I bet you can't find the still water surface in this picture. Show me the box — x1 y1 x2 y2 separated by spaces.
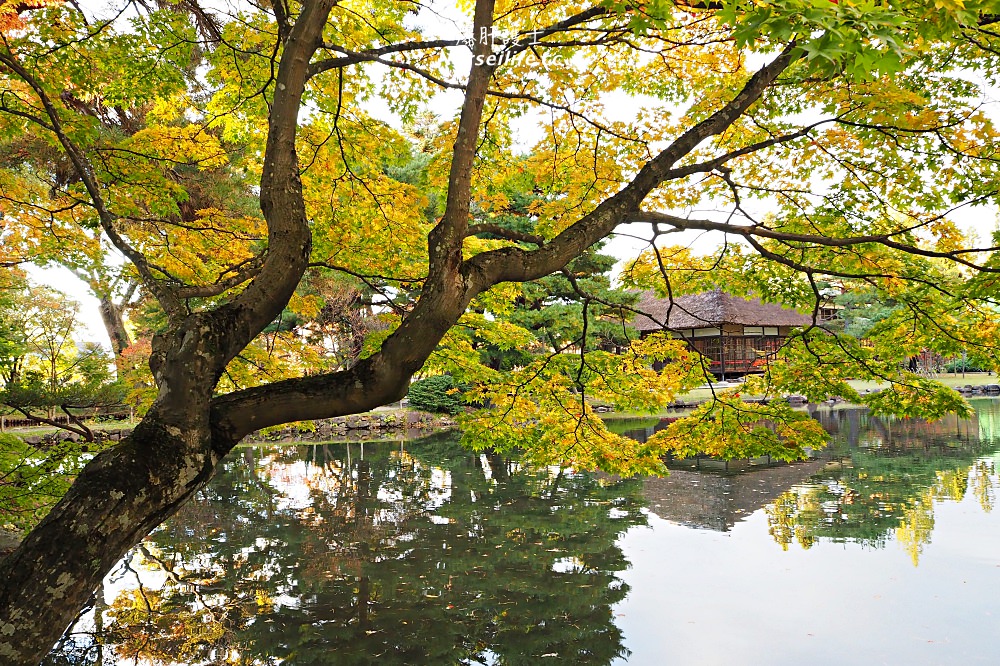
47 401 1000 664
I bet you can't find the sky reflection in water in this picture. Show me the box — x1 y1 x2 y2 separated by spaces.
614 399 1000 665
46 400 1000 665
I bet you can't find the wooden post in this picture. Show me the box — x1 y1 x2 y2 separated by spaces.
719 334 727 381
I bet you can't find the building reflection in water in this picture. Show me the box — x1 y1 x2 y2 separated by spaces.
613 400 998 559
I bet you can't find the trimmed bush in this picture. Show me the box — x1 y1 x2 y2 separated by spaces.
407 375 465 414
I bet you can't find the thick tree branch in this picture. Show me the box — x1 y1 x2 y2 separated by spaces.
209 44 801 440
307 39 467 79
210 1 501 440
210 0 338 366
270 0 291 42
429 0 497 273
467 223 545 245
460 44 801 289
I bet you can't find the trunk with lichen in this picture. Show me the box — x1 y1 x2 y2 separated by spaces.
0 315 237 663
1 2 337 660
0 419 220 663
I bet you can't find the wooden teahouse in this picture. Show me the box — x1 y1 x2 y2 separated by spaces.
633 289 812 379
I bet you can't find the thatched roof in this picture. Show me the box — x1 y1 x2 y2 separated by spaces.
633 289 812 332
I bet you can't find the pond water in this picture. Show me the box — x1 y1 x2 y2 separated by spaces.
46 401 1000 665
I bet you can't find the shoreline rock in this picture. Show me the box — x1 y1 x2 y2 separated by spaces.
244 410 457 443
6 410 458 448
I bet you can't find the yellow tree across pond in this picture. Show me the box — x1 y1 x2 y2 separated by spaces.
764 435 998 566
5 0 1000 660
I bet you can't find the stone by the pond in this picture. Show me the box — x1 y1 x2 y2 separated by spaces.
246 410 456 443
0 528 22 556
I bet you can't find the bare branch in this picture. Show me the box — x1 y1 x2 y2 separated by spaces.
630 210 1000 273
4 405 93 442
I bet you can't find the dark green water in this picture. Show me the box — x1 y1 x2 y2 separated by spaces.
46 401 1000 665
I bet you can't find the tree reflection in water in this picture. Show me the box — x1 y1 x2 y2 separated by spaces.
47 432 645 665
43 404 1000 664
767 405 999 563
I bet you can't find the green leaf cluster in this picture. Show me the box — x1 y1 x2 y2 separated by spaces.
648 393 831 462
0 432 100 530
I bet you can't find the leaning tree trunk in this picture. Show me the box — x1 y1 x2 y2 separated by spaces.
0 306 243 663
0 398 231 663
0 2 335 659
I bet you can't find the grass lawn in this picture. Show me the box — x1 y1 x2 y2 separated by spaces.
0 420 134 438
846 372 996 392
600 372 998 420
